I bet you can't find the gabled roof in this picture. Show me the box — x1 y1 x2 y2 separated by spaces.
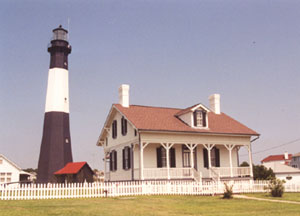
264 163 300 174
175 103 210 116
292 152 300 157
261 154 292 163
114 104 258 135
0 154 22 171
54 162 91 175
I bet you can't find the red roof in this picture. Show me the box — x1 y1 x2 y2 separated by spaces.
114 104 259 136
54 162 87 175
261 154 292 163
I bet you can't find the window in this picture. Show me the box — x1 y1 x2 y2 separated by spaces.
182 146 197 169
0 178 4 183
105 137 108 146
112 120 117 139
122 146 131 170
156 147 176 168
0 159 2 164
6 173 11 176
121 117 127 136
203 147 220 168
6 178 11 183
0 173 5 176
134 129 137 137
193 110 207 127
110 150 117 171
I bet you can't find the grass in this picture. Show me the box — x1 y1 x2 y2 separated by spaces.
245 192 300 202
1 195 300 216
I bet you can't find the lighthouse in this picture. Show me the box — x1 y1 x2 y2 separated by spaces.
37 25 73 183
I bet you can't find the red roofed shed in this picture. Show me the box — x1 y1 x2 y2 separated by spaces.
54 162 94 183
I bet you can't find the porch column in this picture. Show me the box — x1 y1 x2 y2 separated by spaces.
161 143 174 180
247 145 254 177
104 152 107 181
140 142 150 180
204 144 215 178
140 142 144 180
225 144 234 178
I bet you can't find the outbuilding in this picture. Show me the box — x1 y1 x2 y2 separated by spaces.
54 162 94 183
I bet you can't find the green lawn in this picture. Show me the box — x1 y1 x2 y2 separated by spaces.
1 195 300 216
245 192 300 202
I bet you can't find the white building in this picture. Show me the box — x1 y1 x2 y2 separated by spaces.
0 154 32 184
261 152 292 167
263 162 300 184
97 85 259 182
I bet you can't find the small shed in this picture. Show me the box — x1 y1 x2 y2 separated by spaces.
54 162 94 183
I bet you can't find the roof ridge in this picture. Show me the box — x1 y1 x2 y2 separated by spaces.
114 103 182 110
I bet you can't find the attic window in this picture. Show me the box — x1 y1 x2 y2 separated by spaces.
193 110 207 127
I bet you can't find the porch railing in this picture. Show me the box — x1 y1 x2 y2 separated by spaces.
143 168 195 180
211 167 251 178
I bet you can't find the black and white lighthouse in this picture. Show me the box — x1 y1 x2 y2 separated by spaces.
37 25 73 183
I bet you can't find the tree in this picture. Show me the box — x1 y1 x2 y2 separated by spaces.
253 165 275 180
240 161 249 167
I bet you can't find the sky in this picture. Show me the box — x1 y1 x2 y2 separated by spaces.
1 0 300 170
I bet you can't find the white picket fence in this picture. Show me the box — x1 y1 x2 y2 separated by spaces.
1 180 300 200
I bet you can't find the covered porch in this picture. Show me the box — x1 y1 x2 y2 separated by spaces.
135 139 253 182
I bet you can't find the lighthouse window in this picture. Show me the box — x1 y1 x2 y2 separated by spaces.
112 120 117 139
121 117 127 136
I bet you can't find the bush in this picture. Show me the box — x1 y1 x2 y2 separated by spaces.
223 183 233 199
267 178 285 197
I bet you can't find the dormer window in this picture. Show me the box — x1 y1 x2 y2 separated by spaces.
193 110 206 127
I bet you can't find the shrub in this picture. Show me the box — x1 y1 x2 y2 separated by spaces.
267 178 285 197
223 183 233 199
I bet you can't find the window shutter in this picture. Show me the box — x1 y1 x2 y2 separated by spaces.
125 119 127 135
115 121 117 138
170 148 176 168
121 117 124 135
215 148 220 167
193 112 197 126
114 151 117 171
203 148 208 168
128 147 131 169
122 148 125 169
202 112 207 127
157 147 162 168
109 152 113 171
194 147 197 170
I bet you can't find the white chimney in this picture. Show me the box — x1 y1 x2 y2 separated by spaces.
209 94 221 114
284 152 289 160
119 84 130 107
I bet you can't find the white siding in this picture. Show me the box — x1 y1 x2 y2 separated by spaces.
0 156 21 184
104 111 138 181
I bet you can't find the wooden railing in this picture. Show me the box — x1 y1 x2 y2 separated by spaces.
211 167 251 178
143 168 195 180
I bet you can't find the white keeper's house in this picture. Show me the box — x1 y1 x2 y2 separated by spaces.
0 154 32 184
97 85 259 182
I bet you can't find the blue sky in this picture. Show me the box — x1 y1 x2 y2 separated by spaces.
1 0 300 170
